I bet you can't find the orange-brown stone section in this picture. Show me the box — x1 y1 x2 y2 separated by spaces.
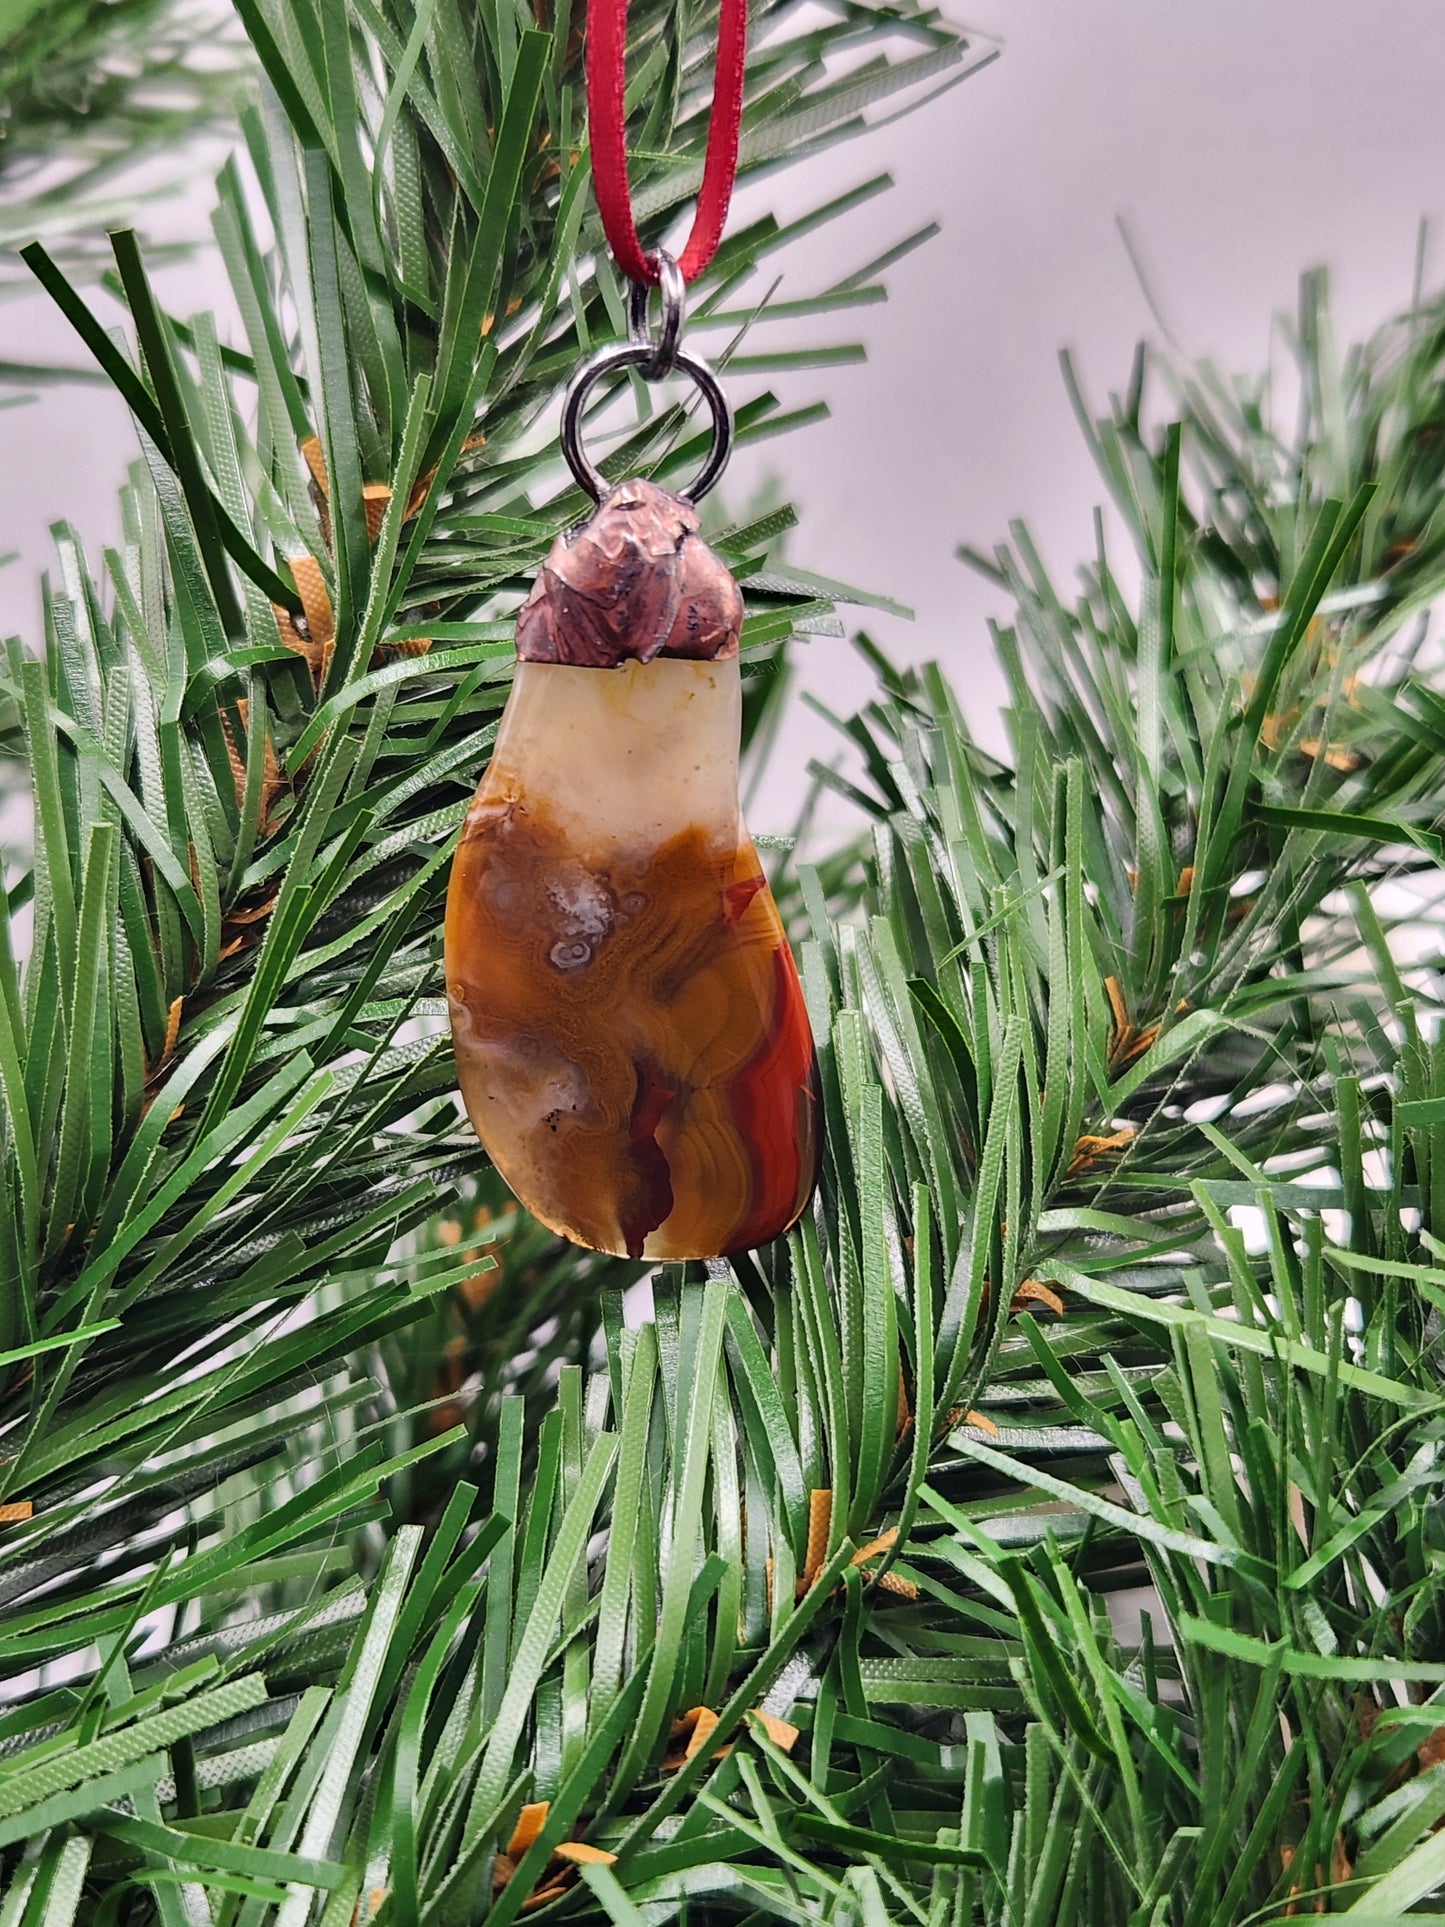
445 799 819 1260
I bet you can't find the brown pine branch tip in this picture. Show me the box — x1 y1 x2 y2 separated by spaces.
1066 1126 1136 1177
485 1801 619 1913
1104 974 1159 1071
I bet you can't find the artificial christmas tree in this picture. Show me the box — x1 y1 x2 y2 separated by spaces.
1 1 1444 1919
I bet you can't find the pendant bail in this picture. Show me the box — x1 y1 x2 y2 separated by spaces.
560 341 733 504
563 249 730 507
627 249 686 378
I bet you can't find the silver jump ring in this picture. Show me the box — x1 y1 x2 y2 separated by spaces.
627 250 686 378
560 341 733 506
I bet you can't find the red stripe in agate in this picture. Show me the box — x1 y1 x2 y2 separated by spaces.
723 873 765 922
725 946 818 1253
620 1059 677 1260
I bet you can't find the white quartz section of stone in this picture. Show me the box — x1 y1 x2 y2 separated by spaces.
476 657 743 859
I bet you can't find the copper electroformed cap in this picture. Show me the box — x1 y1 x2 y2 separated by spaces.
515 479 743 668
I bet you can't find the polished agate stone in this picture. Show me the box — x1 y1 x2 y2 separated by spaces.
444 481 819 1260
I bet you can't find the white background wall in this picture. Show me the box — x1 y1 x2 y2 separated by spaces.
3 0 1443 829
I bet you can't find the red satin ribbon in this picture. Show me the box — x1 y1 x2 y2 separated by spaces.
585 0 747 286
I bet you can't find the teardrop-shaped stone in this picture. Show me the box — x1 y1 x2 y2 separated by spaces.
445 481 820 1260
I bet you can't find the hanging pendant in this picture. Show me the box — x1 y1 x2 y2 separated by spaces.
445 352 820 1258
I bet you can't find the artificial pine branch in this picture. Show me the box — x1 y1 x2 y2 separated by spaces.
2 0 1445 1917
0 0 248 286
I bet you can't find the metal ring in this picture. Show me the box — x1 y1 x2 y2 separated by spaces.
560 340 733 505
627 250 686 378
